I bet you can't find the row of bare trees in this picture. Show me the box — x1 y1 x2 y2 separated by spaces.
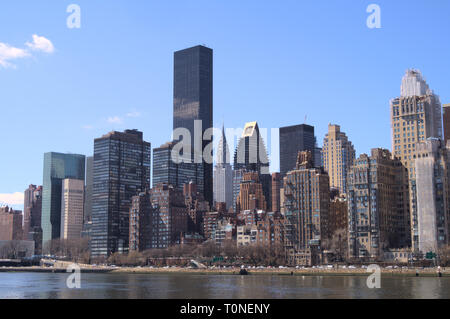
102 241 286 267
43 238 90 264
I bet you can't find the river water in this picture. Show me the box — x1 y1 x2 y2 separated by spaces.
0 272 449 299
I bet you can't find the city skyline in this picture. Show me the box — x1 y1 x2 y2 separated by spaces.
1 1 450 209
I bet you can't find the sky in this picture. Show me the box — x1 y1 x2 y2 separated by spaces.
0 0 449 209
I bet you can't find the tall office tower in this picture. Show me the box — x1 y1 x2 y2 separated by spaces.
283 151 330 266
236 171 267 212
0 206 23 240
234 121 271 209
390 69 443 250
91 130 151 257
23 185 42 239
279 124 315 177
129 191 152 252
271 173 281 213
213 126 233 210
443 104 450 145
152 141 204 192
173 45 213 206
60 179 84 240
84 156 93 224
41 152 85 246
415 138 450 253
322 124 355 195
150 183 187 248
347 149 410 259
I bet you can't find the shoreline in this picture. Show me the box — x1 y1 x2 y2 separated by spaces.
0 266 448 277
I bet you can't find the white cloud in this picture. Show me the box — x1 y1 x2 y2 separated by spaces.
0 192 24 206
82 124 94 130
0 34 54 69
25 34 54 54
0 42 30 68
126 111 141 118
107 116 123 124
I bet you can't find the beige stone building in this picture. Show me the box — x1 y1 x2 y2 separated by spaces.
322 124 355 195
390 69 443 250
60 179 84 240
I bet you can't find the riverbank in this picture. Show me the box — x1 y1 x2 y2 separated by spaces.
1 266 448 277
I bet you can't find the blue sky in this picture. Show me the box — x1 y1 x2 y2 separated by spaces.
0 0 449 208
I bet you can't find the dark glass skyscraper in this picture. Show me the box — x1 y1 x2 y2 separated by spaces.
173 45 213 205
91 130 151 257
279 124 315 177
152 141 204 192
41 152 85 245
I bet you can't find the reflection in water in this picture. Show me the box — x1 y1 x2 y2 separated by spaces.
0 273 449 299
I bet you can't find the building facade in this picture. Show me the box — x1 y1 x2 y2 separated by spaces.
322 124 355 195
236 172 267 213
91 130 151 257
443 104 450 147
415 138 450 253
213 126 233 210
41 152 85 246
173 45 213 205
23 185 42 240
390 69 443 250
0 206 23 241
271 173 281 213
347 149 410 259
60 178 84 240
283 151 330 266
129 191 152 252
234 121 271 210
279 124 316 177
152 141 204 194
150 183 187 249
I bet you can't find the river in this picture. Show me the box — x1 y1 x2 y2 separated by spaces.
0 272 449 299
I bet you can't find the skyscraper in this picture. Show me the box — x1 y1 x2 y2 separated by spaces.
279 124 315 177
213 126 233 210
390 69 443 250
60 179 84 240
322 124 355 195
150 183 187 248
129 191 152 252
41 152 85 245
23 185 43 254
234 121 271 210
152 141 204 192
415 138 450 253
23 185 42 239
347 149 410 259
173 45 213 205
283 151 330 266
91 130 150 257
